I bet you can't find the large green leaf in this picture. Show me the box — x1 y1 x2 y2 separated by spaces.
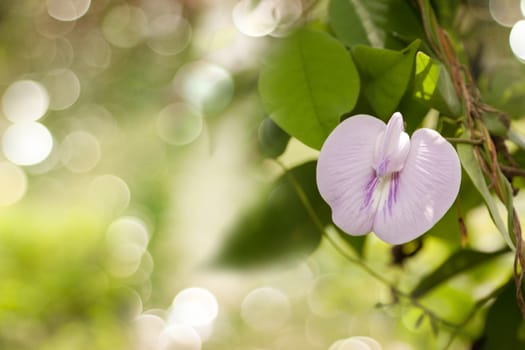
352 40 420 118
258 28 360 150
457 139 515 249
328 0 424 49
410 249 509 298
214 161 329 268
413 51 461 117
479 281 525 349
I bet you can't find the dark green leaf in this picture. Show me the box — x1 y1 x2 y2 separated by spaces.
413 51 461 117
258 28 360 149
410 249 508 298
457 138 514 248
257 118 290 158
352 40 420 118
328 0 424 49
480 281 525 349
214 161 329 268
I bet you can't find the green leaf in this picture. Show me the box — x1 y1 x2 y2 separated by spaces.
258 28 360 150
257 118 290 158
413 51 461 117
457 138 515 249
214 161 329 268
352 40 420 118
410 249 508 298
328 0 424 49
480 281 525 349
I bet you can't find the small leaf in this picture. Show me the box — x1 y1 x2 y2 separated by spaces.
480 280 525 350
413 51 461 117
410 249 508 298
328 0 424 49
457 138 515 249
214 161 329 268
258 28 360 149
352 40 420 118
258 118 290 158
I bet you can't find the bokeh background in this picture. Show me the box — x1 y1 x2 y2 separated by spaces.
1 1 525 349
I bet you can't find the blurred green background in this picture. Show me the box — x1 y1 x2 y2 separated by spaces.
0 1 525 349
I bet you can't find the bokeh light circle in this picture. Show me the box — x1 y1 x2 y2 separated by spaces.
157 103 203 146
329 338 373 350
43 69 81 111
232 0 279 37
133 314 165 350
240 287 291 332
106 216 150 251
489 0 523 27
2 80 49 122
102 4 148 48
60 131 101 172
159 324 202 350
47 0 91 22
168 287 219 327
88 174 131 216
232 0 302 37
2 122 53 166
510 20 525 61
173 61 234 115
147 14 192 56
80 30 112 69
0 162 27 206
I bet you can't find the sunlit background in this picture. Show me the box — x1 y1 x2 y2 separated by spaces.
0 1 525 350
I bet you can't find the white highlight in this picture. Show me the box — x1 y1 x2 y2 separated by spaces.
159 324 202 350
168 288 219 328
510 20 525 61
2 80 49 122
232 0 302 37
47 0 91 22
329 336 383 350
2 122 53 166
173 61 234 115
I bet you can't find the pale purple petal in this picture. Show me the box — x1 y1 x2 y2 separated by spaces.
373 112 410 176
316 115 385 235
372 128 461 244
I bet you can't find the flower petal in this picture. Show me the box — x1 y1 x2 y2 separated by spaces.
316 115 385 235
372 128 461 244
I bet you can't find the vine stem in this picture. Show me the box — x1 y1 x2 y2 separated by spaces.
274 159 468 333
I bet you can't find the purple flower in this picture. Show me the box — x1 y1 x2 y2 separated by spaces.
316 112 461 244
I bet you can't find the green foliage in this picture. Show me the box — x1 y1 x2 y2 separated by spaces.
215 161 329 268
328 0 424 49
257 118 291 158
480 282 525 349
351 40 420 118
0 210 130 350
411 249 509 298
457 139 515 248
258 28 360 149
413 51 461 117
